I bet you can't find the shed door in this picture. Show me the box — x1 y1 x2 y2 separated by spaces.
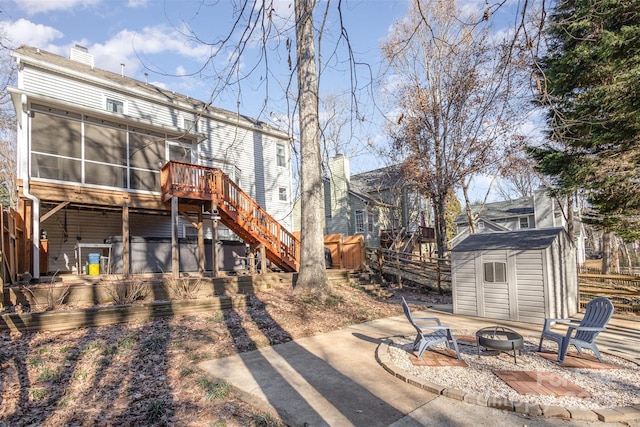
478 251 511 320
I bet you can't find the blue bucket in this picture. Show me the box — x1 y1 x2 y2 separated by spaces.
88 253 101 265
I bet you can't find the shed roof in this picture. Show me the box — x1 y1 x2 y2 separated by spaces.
451 227 566 252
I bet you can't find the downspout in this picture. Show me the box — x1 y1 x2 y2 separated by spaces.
20 92 40 279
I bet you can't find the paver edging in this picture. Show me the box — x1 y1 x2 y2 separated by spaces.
376 339 640 423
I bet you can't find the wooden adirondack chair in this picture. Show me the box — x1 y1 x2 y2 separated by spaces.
401 297 462 359
538 296 614 363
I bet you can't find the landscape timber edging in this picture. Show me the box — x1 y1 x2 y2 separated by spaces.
0 295 250 333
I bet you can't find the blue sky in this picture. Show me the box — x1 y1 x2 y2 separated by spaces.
1 0 534 199
1 0 415 170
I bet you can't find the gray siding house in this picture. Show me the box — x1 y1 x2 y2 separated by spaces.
294 155 432 248
9 45 294 277
452 190 586 264
451 228 578 324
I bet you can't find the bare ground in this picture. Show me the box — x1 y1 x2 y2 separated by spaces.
0 281 446 426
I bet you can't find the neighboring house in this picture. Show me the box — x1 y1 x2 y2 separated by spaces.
294 155 432 248
451 189 586 264
9 45 295 278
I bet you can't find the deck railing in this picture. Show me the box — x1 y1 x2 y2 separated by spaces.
161 161 299 272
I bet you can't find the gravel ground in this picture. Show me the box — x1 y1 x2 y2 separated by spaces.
387 335 640 410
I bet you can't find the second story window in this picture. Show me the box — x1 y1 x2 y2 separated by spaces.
279 187 287 201
106 98 124 114
519 217 530 229
183 117 197 132
355 210 365 233
276 143 286 167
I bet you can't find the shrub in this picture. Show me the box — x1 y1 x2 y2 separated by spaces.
166 277 204 300
105 274 148 305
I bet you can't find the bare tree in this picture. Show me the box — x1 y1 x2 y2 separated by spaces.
294 0 329 294
0 30 17 208
495 144 542 201
381 0 530 257
319 94 368 175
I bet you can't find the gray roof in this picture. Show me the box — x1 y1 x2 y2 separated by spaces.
451 227 566 252
350 164 405 195
455 196 534 224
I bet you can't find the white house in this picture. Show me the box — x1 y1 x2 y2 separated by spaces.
9 45 295 278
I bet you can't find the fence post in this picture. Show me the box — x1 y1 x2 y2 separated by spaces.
0 251 3 309
436 259 442 295
396 249 402 288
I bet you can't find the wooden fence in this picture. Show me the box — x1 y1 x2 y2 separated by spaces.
364 247 639 312
364 247 451 294
578 272 640 314
324 234 365 270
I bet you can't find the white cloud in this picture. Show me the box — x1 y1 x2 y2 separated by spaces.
81 25 214 76
13 0 101 15
0 19 64 50
127 0 149 7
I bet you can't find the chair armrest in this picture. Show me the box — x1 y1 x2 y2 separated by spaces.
413 317 442 326
543 318 579 330
416 325 451 331
572 326 607 332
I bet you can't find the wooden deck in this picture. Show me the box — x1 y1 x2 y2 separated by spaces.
160 161 299 272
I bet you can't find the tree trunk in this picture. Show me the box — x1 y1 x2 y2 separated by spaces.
601 231 612 274
566 193 574 241
433 194 447 259
611 235 620 273
462 183 476 234
293 0 329 295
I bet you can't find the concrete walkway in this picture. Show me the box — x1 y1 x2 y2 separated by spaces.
198 306 640 427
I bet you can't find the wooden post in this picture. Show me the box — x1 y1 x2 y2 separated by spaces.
197 209 204 275
171 197 179 279
436 259 442 295
259 244 266 275
212 214 219 278
249 246 256 274
0 251 3 309
396 249 402 288
122 204 130 276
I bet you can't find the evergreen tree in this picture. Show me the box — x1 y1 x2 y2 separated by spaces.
531 0 640 240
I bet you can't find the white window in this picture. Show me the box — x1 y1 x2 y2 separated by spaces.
184 224 198 238
367 212 375 233
106 98 124 114
279 187 287 201
483 262 507 283
183 117 197 132
276 143 286 167
355 210 365 233
519 217 530 229
167 142 192 163
477 221 484 230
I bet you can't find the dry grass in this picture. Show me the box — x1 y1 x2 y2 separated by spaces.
0 280 419 426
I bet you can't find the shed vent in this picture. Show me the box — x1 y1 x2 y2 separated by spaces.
70 45 94 68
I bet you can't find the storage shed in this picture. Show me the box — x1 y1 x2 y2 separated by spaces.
451 227 578 324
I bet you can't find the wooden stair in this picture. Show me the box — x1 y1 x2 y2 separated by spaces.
160 161 299 272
